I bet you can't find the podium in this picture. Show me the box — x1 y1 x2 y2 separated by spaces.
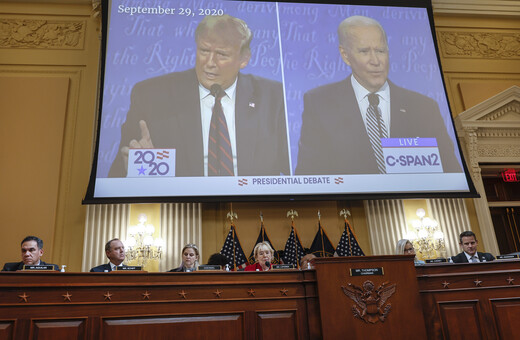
313 255 427 339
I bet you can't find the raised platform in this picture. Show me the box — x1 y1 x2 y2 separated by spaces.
1 257 519 340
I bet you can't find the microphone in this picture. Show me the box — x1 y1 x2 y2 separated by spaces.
265 261 271 269
210 84 222 97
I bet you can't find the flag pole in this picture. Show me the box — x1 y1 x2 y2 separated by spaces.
340 209 352 256
260 212 264 241
318 210 325 257
227 209 238 269
287 209 299 268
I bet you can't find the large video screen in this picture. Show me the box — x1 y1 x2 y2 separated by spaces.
84 0 477 203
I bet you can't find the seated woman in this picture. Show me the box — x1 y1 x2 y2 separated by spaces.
168 243 200 272
244 241 273 271
207 253 230 271
396 239 425 265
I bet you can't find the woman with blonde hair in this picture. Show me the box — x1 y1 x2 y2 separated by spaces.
244 241 274 271
396 239 424 265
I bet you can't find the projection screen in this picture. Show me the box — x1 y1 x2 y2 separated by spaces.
84 0 477 203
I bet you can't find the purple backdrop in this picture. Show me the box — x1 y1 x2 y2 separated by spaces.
97 0 456 177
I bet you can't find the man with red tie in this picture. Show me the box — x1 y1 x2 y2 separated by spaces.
109 14 289 178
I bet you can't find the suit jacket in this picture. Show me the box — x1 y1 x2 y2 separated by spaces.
2 261 59 271
109 69 289 177
451 251 495 263
90 263 112 272
295 76 462 175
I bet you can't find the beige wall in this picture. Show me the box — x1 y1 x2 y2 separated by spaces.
0 2 100 270
1 1 518 270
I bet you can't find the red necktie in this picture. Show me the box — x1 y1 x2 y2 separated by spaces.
208 84 233 176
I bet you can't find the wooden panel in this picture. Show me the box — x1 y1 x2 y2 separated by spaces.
30 319 86 340
256 311 298 340
439 301 483 340
0 75 69 264
102 314 243 340
491 298 520 339
314 256 428 340
0 322 14 340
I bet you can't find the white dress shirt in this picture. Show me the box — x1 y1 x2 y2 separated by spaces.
465 252 479 262
350 76 391 136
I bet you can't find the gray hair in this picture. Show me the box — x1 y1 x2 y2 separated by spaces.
253 241 275 259
105 238 121 252
338 15 387 49
395 239 412 255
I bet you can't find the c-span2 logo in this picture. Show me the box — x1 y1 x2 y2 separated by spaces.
382 138 443 173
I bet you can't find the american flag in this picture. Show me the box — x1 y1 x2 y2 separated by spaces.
335 220 365 257
309 221 336 257
282 223 305 268
220 224 248 270
248 223 279 264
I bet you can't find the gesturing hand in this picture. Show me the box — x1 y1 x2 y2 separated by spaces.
121 120 155 170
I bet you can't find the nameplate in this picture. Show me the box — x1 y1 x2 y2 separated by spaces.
382 138 443 173
272 264 295 270
350 267 384 276
198 265 221 271
497 254 519 260
115 266 142 271
127 149 176 177
425 258 448 263
23 265 54 271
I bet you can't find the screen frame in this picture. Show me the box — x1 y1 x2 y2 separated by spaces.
83 0 478 204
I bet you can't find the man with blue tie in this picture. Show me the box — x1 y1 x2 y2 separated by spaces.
90 238 126 272
450 231 495 263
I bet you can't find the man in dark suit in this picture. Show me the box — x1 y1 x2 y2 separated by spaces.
109 14 289 177
2 236 59 271
296 15 461 175
90 238 126 272
450 231 495 263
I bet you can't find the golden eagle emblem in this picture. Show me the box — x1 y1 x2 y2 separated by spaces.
341 280 396 323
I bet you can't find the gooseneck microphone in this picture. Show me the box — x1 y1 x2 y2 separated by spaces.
265 261 271 269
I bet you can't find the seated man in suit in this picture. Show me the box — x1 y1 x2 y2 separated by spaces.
2 236 59 271
109 14 289 178
450 231 495 263
90 238 126 272
296 15 461 175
